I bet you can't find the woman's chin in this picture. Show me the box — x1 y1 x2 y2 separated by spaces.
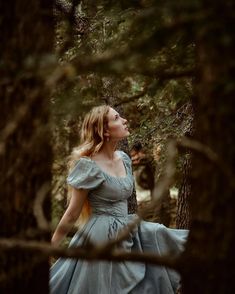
117 132 130 141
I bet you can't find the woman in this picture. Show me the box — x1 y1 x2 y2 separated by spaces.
50 105 188 294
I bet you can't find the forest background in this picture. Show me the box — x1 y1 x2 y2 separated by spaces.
1 0 235 294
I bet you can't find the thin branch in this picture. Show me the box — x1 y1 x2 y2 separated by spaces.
114 83 150 107
33 182 51 230
142 140 178 213
0 238 179 270
114 70 194 107
46 62 194 89
177 137 235 190
115 90 148 106
69 55 194 78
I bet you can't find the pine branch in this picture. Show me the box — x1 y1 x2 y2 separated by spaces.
54 0 89 35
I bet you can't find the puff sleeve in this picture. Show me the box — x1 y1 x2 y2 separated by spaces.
67 157 105 190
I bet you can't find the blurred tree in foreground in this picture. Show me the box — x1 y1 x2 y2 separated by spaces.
181 1 235 292
0 0 54 292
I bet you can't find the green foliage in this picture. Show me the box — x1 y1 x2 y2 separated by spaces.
51 0 195 218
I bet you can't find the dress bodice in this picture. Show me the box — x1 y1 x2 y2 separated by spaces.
67 150 134 217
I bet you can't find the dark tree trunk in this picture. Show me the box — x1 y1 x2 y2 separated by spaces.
0 0 54 293
176 155 191 229
180 1 235 293
176 101 193 230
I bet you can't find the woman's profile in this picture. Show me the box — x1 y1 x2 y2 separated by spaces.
50 105 188 294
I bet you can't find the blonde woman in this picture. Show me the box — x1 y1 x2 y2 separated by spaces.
50 105 188 294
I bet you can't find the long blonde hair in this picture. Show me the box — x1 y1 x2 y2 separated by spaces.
67 104 110 226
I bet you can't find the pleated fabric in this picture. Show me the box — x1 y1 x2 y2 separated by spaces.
50 150 188 294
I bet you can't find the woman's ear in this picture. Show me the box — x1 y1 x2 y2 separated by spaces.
103 131 110 140
103 125 110 136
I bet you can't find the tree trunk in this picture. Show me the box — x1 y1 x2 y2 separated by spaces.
176 155 191 229
176 101 193 230
180 1 235 293
0 1 54 292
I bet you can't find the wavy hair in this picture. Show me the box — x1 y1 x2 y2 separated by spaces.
67 105 110 226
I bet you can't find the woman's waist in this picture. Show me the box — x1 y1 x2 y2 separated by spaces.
91 210 128 217
90 201 128 217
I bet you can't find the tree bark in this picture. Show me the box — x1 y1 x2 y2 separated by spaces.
176 155 191 229
0 0 54 292
180 1 235 293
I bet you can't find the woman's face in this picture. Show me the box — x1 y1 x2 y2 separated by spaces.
105 107 129 141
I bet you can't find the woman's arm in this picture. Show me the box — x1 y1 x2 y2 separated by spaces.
51 187 88 246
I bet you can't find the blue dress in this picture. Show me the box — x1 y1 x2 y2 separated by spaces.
50 150 188 294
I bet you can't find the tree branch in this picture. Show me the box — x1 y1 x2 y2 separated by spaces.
177 137 235 190
142 140 178 214
113 70 194 107
0 237 180 270
33 182 51 230
114 83 150 107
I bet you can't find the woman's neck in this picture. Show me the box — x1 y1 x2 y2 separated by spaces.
95 141 118 161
